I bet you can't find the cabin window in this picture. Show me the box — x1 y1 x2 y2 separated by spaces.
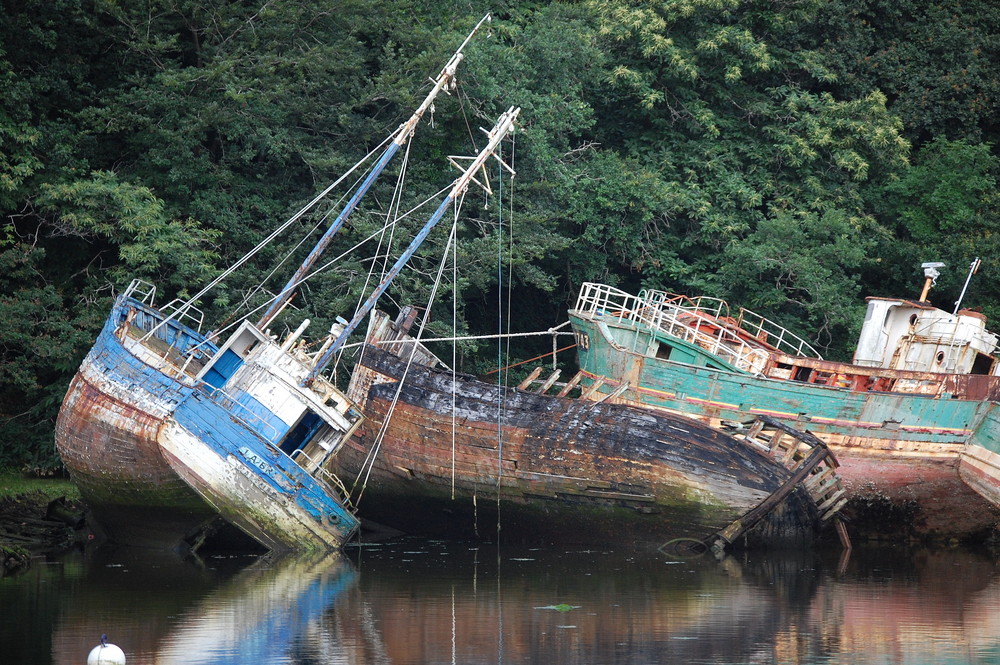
935 351 945 365
909 314 918 326
793 366 812 382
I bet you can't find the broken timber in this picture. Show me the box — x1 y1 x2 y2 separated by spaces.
338 310 838 548
710 416 850 552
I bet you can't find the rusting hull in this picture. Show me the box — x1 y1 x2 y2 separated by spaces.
336 346 820 548
55 347 217 549
570 313 1000 540
55 293 360 551
962 405 1000 509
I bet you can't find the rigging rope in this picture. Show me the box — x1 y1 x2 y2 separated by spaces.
330 136 415 382
139 131 399 344
178 183 452 359
353 206 462 504
482 342 578 376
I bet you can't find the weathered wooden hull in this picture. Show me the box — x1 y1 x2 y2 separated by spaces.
159 403 358 553
569 313 1000 539
55 293 360 551
54 310 217 549
336 345 822 548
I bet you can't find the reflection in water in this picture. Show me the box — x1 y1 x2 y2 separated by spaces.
154 552 357 664
42 547 357 665
5 540 1000 664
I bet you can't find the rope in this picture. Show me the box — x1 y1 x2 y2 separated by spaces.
452 205 459 499
179 183 452 360
495 141 506 536
353 193 463 504
331 136 414 382
139 130 399 344
482 342 579 376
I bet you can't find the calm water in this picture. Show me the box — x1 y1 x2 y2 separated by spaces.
4 538 1000 665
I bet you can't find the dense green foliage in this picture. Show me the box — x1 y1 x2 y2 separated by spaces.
1 0 998 469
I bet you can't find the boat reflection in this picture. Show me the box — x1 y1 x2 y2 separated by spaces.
37 540 1000 665
49 547 357 665
337 540 1000 665
153 551 357 664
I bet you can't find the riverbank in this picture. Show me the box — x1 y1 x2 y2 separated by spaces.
0 472 86 575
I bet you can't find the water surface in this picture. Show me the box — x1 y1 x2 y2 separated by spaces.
4 539 1000 664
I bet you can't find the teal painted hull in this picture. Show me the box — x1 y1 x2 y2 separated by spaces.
570 313 1000 539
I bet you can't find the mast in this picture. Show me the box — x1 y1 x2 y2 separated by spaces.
303 106 521 386
256 14 492 330
953 257 981 315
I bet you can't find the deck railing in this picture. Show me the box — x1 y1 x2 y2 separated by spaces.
574 283 821 372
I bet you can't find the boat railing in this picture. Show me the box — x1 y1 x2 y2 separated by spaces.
122 278 157 306
205 387 280 442
291 448 354 506
575 283 822 366
640 288 731 321
734 308 822 359
640 305 774 372
575 283 776 372
162 299 205 333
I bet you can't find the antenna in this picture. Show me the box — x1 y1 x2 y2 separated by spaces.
953 257 981 314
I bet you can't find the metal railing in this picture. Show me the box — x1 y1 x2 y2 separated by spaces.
123 278 157 305
574 283 822 372
162 299 205 333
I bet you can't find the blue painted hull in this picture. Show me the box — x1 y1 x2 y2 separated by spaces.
56 292 359 551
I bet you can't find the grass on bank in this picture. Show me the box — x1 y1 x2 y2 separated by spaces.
0 471 81 501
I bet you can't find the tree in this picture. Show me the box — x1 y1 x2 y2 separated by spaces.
872 138 1000 318
561 0 909 353
816 0 1000 145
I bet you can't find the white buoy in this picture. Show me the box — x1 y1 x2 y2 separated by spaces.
88 635 126 665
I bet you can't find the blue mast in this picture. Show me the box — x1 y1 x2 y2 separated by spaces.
257 15 492 330
304 106 521 386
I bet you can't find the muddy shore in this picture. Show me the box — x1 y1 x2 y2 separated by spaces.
0 492 87 575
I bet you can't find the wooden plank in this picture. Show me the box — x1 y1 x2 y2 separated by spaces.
537 369 562 394
517 367 543 390
555 371 585 397
580 376 606 399
714 441 831 545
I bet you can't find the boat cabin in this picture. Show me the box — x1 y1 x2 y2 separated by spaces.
853 297 999 376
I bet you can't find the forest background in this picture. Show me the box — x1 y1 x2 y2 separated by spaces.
1 0 998 470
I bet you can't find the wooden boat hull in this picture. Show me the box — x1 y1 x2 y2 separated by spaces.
569 312 1000 540
55 292 360 551
159 406 358 553
337 345 822 548
54 312 218 549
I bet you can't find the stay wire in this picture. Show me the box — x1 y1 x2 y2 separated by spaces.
140 130 398 344
353 202 462 504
